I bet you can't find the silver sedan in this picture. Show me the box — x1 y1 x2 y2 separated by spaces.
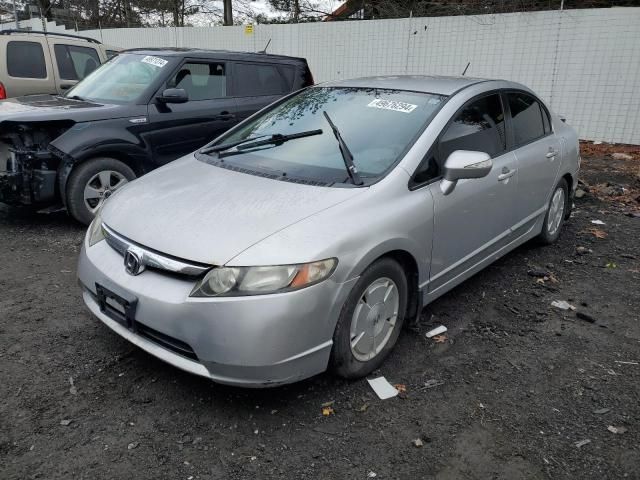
77 76 580 387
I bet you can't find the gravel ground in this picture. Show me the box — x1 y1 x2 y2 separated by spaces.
1 147 639 480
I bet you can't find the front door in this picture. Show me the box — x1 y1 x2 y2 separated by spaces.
47 40 102 93
505 91 562 235
428 93 519 294
146 60 238 166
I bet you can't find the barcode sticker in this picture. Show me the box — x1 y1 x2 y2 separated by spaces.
141 56 168 68
367 98 418 113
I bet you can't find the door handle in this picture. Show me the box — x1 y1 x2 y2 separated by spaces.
214 112 235 121
546 149 558 159
498 168 516 182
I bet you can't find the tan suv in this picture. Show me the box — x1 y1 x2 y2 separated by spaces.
0 29 120 99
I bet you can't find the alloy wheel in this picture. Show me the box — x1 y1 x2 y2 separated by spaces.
83 170 128 213
547 187 565 236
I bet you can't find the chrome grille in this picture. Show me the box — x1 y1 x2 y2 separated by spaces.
102 223 211 277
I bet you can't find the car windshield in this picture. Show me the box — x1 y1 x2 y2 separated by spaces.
202 87 446 185
65 53 170 104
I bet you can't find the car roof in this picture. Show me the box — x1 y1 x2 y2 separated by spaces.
321 75 502 96
120 48 307 64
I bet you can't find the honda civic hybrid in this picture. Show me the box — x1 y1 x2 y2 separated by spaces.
77 75 580 387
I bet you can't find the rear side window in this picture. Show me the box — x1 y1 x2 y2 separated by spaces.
507 92 546 146
54 44 101 80
7 41 47 79
279 65 295 90
439 93 506 160
168 62 227 100
234 63 287 96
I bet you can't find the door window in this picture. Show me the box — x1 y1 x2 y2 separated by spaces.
439 94 506 162
7 41 47 79
54 44 101 81
234 63 287 97
507 92 546 146
168 62 226 101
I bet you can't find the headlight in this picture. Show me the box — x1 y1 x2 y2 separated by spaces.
190 258 337 297
87 210 105 246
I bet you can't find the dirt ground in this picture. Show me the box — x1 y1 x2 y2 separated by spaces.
1 144 639 480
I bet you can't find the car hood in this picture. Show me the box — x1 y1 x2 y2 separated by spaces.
0 95 129 123
101 155 365 265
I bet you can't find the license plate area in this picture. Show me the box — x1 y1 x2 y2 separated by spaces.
96 284 138 332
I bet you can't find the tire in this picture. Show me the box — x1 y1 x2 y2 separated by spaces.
330 257 408 379
66 157 136 225
537 178 568 245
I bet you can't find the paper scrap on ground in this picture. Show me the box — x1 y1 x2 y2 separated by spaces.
591 219 606 225
426 325 448 338
551 300 575 311
367 377 399 400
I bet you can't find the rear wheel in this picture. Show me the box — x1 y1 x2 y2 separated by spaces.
66 157 135 225
330 258 408 379
538 178 568 245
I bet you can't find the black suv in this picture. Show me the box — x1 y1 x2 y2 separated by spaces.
0 48 314 224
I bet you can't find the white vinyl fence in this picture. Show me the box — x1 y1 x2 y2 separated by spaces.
4 8 640 144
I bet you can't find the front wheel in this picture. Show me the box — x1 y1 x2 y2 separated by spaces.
537 178 568 245
66 157 136 225
330 258 408 379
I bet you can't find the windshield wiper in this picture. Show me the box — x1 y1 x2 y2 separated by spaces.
322 111 363 186
200 129 323 157
66 95 85 101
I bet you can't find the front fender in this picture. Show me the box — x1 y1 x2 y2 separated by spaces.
51 119 151 204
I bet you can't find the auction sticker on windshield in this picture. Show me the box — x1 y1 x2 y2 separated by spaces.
367 98 417 113
141 56 168 68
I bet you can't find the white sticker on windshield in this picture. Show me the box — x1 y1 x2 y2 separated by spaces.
367 98 418 113
141 55 168 68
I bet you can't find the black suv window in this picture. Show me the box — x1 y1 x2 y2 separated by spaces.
234 63 287 97
54 44 101 80
7 41 47 79
439 93 506 160
168 62 226 101
507 92 546 146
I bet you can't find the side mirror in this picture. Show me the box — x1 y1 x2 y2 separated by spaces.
440 150 492 195
156 88 188 104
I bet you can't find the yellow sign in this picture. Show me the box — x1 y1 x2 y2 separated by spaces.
244 24 254 35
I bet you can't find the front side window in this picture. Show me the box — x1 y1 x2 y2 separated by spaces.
507 92 546 146
66 53 170 104
439 93 506 161
201 87 445 185
54 44 101 81
7 41 47 79
234 63 287 97
168 62 226 100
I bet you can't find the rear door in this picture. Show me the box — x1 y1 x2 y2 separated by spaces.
231 61 292 122
146 59 237 166
2 38 55 97
48 40 102 93
504 91 561 235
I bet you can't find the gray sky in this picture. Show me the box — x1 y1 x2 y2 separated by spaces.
199 0 345 24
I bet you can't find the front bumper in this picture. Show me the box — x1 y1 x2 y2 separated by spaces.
77 239 356 387
0 168 57 205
